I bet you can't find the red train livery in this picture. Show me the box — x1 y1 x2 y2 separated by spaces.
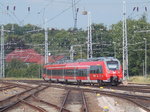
42 57 123 85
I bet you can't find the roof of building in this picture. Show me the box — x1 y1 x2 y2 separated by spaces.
6 49 64 64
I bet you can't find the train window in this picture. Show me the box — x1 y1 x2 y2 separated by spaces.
43 68 46 74
90 66 102 74
97 66 102 73
78 69 87 77
83 69 88 76
52 70 55 76
65 69 74 76
47 69 51 75
107 61 119 70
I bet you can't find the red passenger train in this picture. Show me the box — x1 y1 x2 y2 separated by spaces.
42 57 123 85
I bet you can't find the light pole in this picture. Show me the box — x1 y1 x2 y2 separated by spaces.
143 38 147 77
82 10 92 59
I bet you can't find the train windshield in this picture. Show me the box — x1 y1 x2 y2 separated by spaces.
106 61 119 70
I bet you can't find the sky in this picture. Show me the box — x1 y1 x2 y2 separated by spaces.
0 0 150 29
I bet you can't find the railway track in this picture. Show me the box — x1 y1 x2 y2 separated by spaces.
59 89 89 112
11 79 150 94
0 85 47 111
2 80 150 112
105 85 150 93
0 81 33 89
0 85 18 91
47 84 150 112
0 82 71 112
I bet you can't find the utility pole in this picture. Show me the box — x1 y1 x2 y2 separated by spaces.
113 42 116 58
44 19 49 64
144 38 147 77
44 27 49 64
0 25 4 78
82 11 93 59
134 32 149 78
0 25 11 78
70 46 74 60
122 1 129 79
70 44 83 60
72 0 79 30
88 12 92 59
143 60 145 76
74 8 79 30
26 24 49 64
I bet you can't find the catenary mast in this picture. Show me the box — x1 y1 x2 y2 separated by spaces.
122 1 129 79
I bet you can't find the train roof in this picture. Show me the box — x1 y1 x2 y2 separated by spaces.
45 57 119 65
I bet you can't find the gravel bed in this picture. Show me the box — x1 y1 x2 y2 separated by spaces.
65 90 82 112
0 87 25 101
6 103 36 112
85 92 103 112
37 87 65 107
0 84 7 87
97 95 147 112
27 97 58 112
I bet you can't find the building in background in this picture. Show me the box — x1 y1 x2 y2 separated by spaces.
5 49 65 64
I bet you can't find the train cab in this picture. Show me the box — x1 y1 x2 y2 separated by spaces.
104 58 123 85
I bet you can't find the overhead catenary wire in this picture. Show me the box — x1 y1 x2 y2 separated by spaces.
46 0 81 24
0 3 23 25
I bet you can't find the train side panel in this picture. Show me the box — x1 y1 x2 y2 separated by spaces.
42 58 123 85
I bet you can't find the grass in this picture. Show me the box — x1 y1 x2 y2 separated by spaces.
128 76 150 84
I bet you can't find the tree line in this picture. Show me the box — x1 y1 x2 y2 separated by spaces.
2 15 150 77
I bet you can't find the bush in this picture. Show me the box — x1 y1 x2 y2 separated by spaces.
5 59 41 78
128 76 150 84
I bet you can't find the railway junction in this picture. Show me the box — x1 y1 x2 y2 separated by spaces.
0 80 149 112
0 0 150 112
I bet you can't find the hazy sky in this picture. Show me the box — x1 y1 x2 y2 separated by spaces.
0 0 150 29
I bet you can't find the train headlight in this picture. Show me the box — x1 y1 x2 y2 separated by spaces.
113 71 116 74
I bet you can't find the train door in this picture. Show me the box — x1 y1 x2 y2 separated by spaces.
89 65 103 80
62 67 65 80
74 67 77 81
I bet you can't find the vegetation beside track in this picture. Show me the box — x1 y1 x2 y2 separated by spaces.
128 76 150 84
2 15 150 77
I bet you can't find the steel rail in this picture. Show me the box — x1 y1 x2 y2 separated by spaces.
59 90 71 112
0 85 18 91
49 84 150 101
1 81 33 89
47 84 150 112
81 90 89 112
20 99 47 112
0 85 44 111
32 95 70 112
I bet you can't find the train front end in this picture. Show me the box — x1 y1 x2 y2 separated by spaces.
104 58 123 85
